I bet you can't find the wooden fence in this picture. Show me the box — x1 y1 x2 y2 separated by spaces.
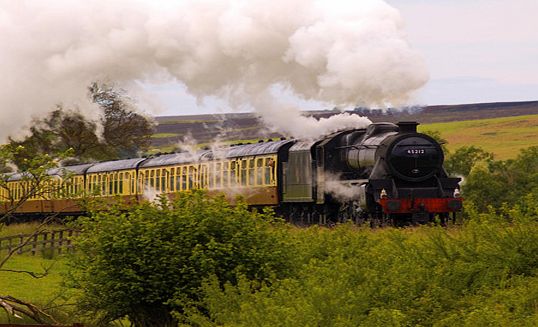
0 229 78 256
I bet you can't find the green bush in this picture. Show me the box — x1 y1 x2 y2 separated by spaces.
67 191 295 326
463 146 538 215
187 220 538 326
444 145 494 177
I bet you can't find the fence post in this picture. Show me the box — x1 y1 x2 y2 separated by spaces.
50 231 56 254
17 233 23 254
31 234 38 256
58 230 64 254
67 229 73 253
43 232 48 252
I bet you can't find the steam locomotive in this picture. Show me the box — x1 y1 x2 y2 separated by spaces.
1 121 462 225
278 121 462 225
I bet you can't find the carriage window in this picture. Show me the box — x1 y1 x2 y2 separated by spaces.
230 160 237 186
207 163 214 188
118 172 124 194
93 175 98 194
222 162 229 187
155 169 161 191
248 159 255 186
266 158 275 185
162 169 169 192
170 168 176 192
256 158 264 185
240 160 247 186
102 175 108 195
215 162 222 188
94 175 98 193
179 166 186 190
187 166 195 190
176 167 183 191
98 175 104 195
199 165 206 188
113 173 118 195
150 170 155 188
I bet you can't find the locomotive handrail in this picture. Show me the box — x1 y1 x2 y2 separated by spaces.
334 144 379 150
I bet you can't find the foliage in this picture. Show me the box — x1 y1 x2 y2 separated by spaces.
90 83 155 160
444 145 494 177
7 83 154 165
67 191 295 327
6 109 100 167
187 218 538 326
463 146 538 213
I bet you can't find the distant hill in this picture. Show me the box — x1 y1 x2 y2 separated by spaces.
151 100 538 153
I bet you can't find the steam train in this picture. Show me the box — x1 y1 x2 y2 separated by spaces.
0 121 462 225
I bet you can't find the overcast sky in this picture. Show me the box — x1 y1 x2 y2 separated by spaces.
388 0 538 106
147 0 538 115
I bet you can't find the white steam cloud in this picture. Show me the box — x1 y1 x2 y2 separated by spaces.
0 0 428 141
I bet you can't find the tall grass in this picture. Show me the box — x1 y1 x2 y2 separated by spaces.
186 217 538 326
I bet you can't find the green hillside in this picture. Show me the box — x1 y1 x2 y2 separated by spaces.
420 114 538 159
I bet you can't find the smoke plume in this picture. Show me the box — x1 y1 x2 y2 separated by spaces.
0 0 428 141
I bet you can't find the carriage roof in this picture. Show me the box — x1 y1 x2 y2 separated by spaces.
86 158 146 173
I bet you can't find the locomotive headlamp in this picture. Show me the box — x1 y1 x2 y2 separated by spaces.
380 188 388 199
453 189 461 198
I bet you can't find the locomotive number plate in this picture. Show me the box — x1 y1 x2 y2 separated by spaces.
407 149 425 154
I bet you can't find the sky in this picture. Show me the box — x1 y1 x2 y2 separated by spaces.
388 0 538 106
147 0 538 115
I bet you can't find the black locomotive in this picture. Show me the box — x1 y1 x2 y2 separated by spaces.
279 121 462 225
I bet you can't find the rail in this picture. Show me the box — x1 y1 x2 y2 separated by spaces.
0 229 79 256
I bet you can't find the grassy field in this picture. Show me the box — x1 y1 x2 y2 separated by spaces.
0 254 71 323
0 223 73 323
0 222 66 238
150 132 181 139
420 114 538 159
0 255 68 303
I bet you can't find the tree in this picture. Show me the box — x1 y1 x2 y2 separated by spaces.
7 108 101 166
90 83 155 159
8 83 155 165
462 146 538 214
0 145 71 324
445 146 494 177
68 191 295 326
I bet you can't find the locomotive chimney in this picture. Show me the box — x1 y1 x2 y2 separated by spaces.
397 121 419 133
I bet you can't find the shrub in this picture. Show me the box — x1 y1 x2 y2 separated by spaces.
189 221 538 326
67 191 295 326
